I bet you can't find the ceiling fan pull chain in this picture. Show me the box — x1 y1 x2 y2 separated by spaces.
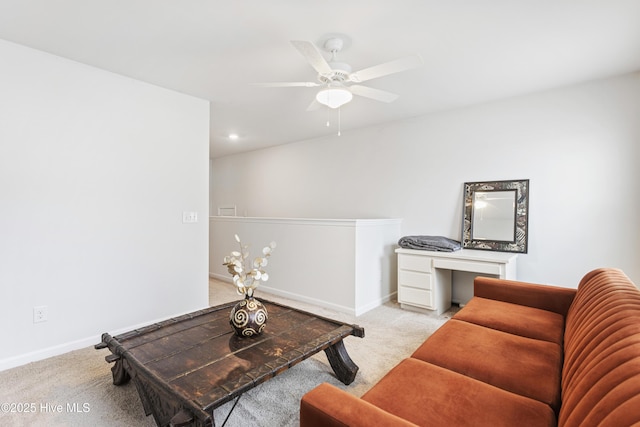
338 107 342 136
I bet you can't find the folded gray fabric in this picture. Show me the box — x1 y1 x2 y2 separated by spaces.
398 235 461 252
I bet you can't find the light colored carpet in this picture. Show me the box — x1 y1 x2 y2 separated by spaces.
0 279 457 426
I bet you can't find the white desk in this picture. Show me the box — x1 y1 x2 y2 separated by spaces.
395 248 518 314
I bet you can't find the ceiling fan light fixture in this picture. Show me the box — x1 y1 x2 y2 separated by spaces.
315 87 353 109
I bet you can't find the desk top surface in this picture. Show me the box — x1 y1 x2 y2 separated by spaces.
396 247 518 263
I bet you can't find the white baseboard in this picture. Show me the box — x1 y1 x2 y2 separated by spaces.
259 285 356 315
0 335 101 372
354 293 397 316
210 272 395 317
209 272 232 282
0 307 209 373
2 275 394 372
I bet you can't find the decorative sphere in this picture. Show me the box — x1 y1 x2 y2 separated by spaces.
229 297 268 337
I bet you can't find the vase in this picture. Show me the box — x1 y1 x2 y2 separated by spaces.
229 296 268 337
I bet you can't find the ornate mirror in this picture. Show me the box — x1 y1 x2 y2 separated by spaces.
461 179 529 253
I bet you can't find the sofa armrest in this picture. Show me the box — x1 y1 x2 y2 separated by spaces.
300 383 418 427
474 276 576 317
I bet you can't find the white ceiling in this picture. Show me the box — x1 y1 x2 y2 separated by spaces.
1 1 639 158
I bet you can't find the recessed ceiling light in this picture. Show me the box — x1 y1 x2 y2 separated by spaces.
228 133 239 141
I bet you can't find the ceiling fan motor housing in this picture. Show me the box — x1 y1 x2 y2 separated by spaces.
323 37 344 53
319 61 352 83
316 37 353 84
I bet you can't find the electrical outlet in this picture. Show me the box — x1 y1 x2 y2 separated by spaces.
33 306 48 323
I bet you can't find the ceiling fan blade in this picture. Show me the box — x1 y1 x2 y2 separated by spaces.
350 54 423 83
290 40 333 75
252 82 321 88
306 99 322 111
350 85 399 103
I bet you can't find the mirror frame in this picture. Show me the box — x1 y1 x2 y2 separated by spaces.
461 179 529 253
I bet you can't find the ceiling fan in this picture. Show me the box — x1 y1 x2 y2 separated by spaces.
256 36 423 110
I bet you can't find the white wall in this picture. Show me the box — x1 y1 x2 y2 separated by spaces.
0 40 210 370
210 217 401 315
211 73 640 288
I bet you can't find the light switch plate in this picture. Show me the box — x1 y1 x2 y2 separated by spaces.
182 211 198 223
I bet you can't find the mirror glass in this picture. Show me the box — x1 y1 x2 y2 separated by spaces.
462 179 529 253
471 190 516 241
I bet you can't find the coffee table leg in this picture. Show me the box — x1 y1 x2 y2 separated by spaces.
110 358 130 385
324 340 359 385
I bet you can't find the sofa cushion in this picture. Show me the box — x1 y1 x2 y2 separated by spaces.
453 296 565 344
473 276 576 316
559 268 640 427
301 383 419 427
361 357 555 427
411 319 562 412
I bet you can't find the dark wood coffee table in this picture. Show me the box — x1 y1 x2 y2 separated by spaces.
95 299 364 427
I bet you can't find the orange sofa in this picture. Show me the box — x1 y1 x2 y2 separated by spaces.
300 268 640 426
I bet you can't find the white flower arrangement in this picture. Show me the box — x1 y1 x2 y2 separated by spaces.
223 234 276 297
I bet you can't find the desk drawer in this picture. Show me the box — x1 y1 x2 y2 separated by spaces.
399 270 432 290
433 258 502 276
398 254 433 272
399 286 434 309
